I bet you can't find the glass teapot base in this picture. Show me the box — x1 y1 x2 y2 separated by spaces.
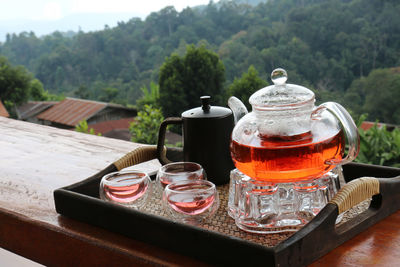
235 213 311 234
228 168 343 234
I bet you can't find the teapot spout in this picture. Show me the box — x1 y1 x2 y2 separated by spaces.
228 96 248 124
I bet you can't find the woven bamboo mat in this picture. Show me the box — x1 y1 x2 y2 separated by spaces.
141 182 370 248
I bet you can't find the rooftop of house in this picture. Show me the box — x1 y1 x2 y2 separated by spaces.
102 129 132 141
360 121 397 131
17 101 58 120
0 100 9 118
89 117 135 135
36 97 135 127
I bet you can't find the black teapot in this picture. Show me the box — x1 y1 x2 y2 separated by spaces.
157 96 234 185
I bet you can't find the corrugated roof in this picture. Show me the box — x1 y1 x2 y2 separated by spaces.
37 98 107 127
0 100 9 117
18 101 57 120
360 121 397 131
361 121 378 131
102 129 132 141
89 117 135 134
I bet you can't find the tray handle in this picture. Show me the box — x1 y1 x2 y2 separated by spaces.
329 177 380 214
113 145 166 171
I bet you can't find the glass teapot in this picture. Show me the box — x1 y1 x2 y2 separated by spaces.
228 68 359 183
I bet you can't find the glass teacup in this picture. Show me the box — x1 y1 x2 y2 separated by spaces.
162 180 219 224
155 162 206 195
100 170 152 209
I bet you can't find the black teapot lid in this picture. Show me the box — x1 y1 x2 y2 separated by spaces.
182 96 232 119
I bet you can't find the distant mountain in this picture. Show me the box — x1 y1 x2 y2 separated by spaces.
0 12 144 42
0 0 268 42
222 0 268 6
2 0 399 125
194 0 268 11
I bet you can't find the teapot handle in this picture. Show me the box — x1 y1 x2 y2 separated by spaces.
157 117 183 165
312 102 360 165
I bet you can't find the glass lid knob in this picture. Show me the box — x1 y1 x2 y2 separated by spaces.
271 68 287 85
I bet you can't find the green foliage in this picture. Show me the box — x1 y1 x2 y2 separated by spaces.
159 45 225 117
75 120 101 136
130 105 164 144
355 115 400 167
182 45 226 106
74 85 90 99
158 55 186 117
343 68 400 124
171 141 183 148
136 82 160 110
0 56 58 116
0 56 31 108
226 65 268 110
99 87 119 103
28 78 63 101
29 79 47 101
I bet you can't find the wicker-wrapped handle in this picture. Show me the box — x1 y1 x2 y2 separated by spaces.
329 177 380 214
275 165 400 267
113 145 166 171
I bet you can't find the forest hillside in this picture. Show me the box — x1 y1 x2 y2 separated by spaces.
1 0 399 123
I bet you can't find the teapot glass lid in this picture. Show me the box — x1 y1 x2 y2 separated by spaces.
249 68 315 110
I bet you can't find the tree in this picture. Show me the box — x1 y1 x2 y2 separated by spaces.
0 56 32 111
136 81 160 110
158 54 186 117
130 105 164 144
29 79 49 101
342 76 367 117
344 67 400 124
99 87 118 102
226 65 268 110
74 85 90 99
158 45 225 117
158 6 179 37
363 68 400 124
183 45 225 107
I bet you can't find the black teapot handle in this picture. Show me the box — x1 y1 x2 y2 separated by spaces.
157 117 183 165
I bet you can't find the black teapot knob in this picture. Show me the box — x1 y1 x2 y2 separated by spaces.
201 96 211 112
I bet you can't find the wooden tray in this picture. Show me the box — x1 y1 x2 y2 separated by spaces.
54 146 400 266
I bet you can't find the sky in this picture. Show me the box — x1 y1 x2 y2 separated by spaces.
0 0 213 20
0 0 216 41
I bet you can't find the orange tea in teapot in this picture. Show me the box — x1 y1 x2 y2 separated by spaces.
230 128 345 183
229 68 358 184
